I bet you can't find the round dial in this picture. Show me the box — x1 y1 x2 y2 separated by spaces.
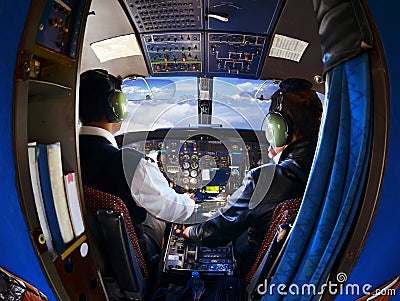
202 154 212 161
231 168 240 177
168 154 178 164
231 144 239 152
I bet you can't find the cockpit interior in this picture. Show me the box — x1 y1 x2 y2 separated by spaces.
5 0 395 300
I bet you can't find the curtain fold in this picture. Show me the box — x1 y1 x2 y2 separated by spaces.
263 52 372 300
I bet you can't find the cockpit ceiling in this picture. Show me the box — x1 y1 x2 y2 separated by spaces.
82 0 324 90
122 0 282 79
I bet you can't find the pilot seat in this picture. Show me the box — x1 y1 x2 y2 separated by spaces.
83 185 148 301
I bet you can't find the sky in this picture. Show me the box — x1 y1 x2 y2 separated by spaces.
120 76 276 134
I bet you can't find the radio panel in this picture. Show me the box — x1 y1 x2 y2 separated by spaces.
163 224 235 275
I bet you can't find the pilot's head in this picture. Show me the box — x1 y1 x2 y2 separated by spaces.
265 78 323 148
79 69 128 127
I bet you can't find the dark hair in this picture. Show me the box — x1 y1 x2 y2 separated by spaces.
79 69 122 124
270 79 323 139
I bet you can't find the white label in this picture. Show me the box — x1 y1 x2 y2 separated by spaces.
269 34 309 62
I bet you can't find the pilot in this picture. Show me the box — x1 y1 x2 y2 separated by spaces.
183 78 323 276
78 69 195 273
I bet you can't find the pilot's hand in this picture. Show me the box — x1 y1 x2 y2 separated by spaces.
185 192 196 201
182 226 192 239
268 145 286 163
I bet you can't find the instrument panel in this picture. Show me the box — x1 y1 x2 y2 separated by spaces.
122 128 268 200
120 128 268 274
123 0 285 78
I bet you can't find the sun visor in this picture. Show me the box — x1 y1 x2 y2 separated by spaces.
90 34 142 63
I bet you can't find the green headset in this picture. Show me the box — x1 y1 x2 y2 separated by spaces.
265 78 313 147
81 69 128 123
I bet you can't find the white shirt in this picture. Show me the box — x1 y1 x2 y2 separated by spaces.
79 126 195 222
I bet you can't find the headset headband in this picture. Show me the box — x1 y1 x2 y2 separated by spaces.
80 69 127 123
270 78 313 113
265 78 312 148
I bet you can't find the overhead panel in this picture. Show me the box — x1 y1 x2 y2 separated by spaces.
126 0 203 32
141 32 203 76
205 0 282 35
206 33 267 78
124 0 284 79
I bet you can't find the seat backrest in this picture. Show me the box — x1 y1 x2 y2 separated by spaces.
246 223 293 301
83 186 148 299
245 198 302 285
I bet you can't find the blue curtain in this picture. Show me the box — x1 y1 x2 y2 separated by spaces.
263 52 372 300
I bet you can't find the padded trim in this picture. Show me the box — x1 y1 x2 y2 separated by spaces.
314 0 374 75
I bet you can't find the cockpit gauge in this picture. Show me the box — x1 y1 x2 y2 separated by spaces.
231 168 240 177
202 154 212 161
168 154 178 164
231 144 240 152
132 130 266 199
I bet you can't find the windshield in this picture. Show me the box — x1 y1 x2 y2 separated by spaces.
119 77 276 134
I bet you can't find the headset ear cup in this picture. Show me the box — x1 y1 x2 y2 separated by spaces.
105 90 128 123
265 112 292 147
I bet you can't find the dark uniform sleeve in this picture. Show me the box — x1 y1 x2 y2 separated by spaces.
188 170 258 247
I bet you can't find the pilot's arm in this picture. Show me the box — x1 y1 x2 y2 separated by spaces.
130 156 196 223
183 163 279 246
183 171 257 247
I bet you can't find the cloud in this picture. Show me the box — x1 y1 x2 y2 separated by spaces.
120 77 273 134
